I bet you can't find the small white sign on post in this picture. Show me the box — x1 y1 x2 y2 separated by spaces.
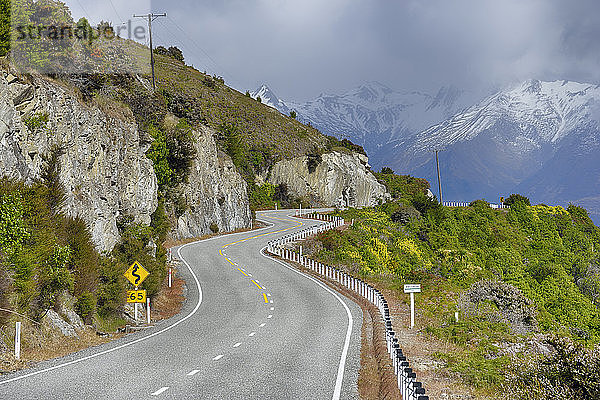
404 284 421 329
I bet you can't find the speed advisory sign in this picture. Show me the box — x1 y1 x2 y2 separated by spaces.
127 290 147 303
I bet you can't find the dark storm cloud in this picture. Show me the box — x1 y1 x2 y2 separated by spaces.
68 0 600 101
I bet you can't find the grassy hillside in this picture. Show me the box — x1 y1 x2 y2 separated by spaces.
306 173 600 398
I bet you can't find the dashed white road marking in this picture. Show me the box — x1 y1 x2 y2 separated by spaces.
270 300 273 303
248 332 256 337
267 293 271 297
212 354 224 361
187 370 200 376
259 323 266 327
267 314 273 319
151 387 169 396
270 307 274 311
233 342 242 348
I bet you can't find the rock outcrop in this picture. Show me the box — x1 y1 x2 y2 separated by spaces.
268 150 389 207
0 71 157 252
0 70 252 251
176 125 252 238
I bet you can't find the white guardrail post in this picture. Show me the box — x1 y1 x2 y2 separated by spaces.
264 211 429 400
15 321 21 360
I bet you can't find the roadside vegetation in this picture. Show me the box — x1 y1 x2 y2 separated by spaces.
305 168 600 398
0 149 167 349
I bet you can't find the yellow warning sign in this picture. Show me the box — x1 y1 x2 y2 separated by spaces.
124 261 149 287
127 290 147 303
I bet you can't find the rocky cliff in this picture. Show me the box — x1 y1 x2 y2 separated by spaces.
176 125 251 238
0 70 157 252
0 69 252 251
268 150 389 207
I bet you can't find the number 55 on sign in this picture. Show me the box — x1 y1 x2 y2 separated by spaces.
127 290 147 303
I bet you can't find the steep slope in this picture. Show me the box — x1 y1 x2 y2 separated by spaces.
0 69 157 252
249 84 291 115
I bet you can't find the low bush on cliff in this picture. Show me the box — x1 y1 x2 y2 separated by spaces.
0 178 98 321
0 176 166 328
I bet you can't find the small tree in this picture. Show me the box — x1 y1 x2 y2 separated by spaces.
381 167 394 174
167 46 184 62
256 96 262 103
245 90 251 97
290 110 297 119
504 194 531 207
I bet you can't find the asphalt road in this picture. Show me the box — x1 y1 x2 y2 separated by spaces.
0 210 363 399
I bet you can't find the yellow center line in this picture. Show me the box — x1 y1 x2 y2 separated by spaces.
251 280 263 290
215 211 305 305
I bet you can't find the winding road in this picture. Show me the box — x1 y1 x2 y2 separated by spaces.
0 210 363 399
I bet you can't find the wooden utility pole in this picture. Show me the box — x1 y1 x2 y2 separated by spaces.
133 12 167 91
435 149 443 204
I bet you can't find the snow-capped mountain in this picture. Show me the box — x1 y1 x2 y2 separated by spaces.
382 79 600 220
250 84 291 115
250 82 471 159
250 79 600 222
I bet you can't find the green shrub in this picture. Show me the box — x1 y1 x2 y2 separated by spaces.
504 193 531 206
97 257 126 317
24 112 49 132
249 183 276 210
0 0 9 57
75 291 96 320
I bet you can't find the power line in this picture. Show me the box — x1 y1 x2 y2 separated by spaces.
133 12 167 91
107 0 125 25
164 15 243 89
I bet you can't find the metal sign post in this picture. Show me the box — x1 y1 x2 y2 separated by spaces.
403 284 421 329
134 286 138 321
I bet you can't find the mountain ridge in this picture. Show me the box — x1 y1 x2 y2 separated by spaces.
255 79 600 222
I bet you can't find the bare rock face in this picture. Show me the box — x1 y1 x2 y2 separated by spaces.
176 125 252 238
269 150 389 207
0 71 157 252
43 309 78 338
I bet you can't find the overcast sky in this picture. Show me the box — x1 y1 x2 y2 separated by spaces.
66 0 600 102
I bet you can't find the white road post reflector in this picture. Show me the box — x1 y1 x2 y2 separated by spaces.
168 267 172 288
404 284 421 329
15 321 21 360
147 297 151 324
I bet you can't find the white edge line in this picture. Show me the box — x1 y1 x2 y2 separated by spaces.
150 386 169 396
0 241 205 386
187 369 200 376
0 209 320 386
212 354 224 361
260 244 354 400
151 386 169 396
